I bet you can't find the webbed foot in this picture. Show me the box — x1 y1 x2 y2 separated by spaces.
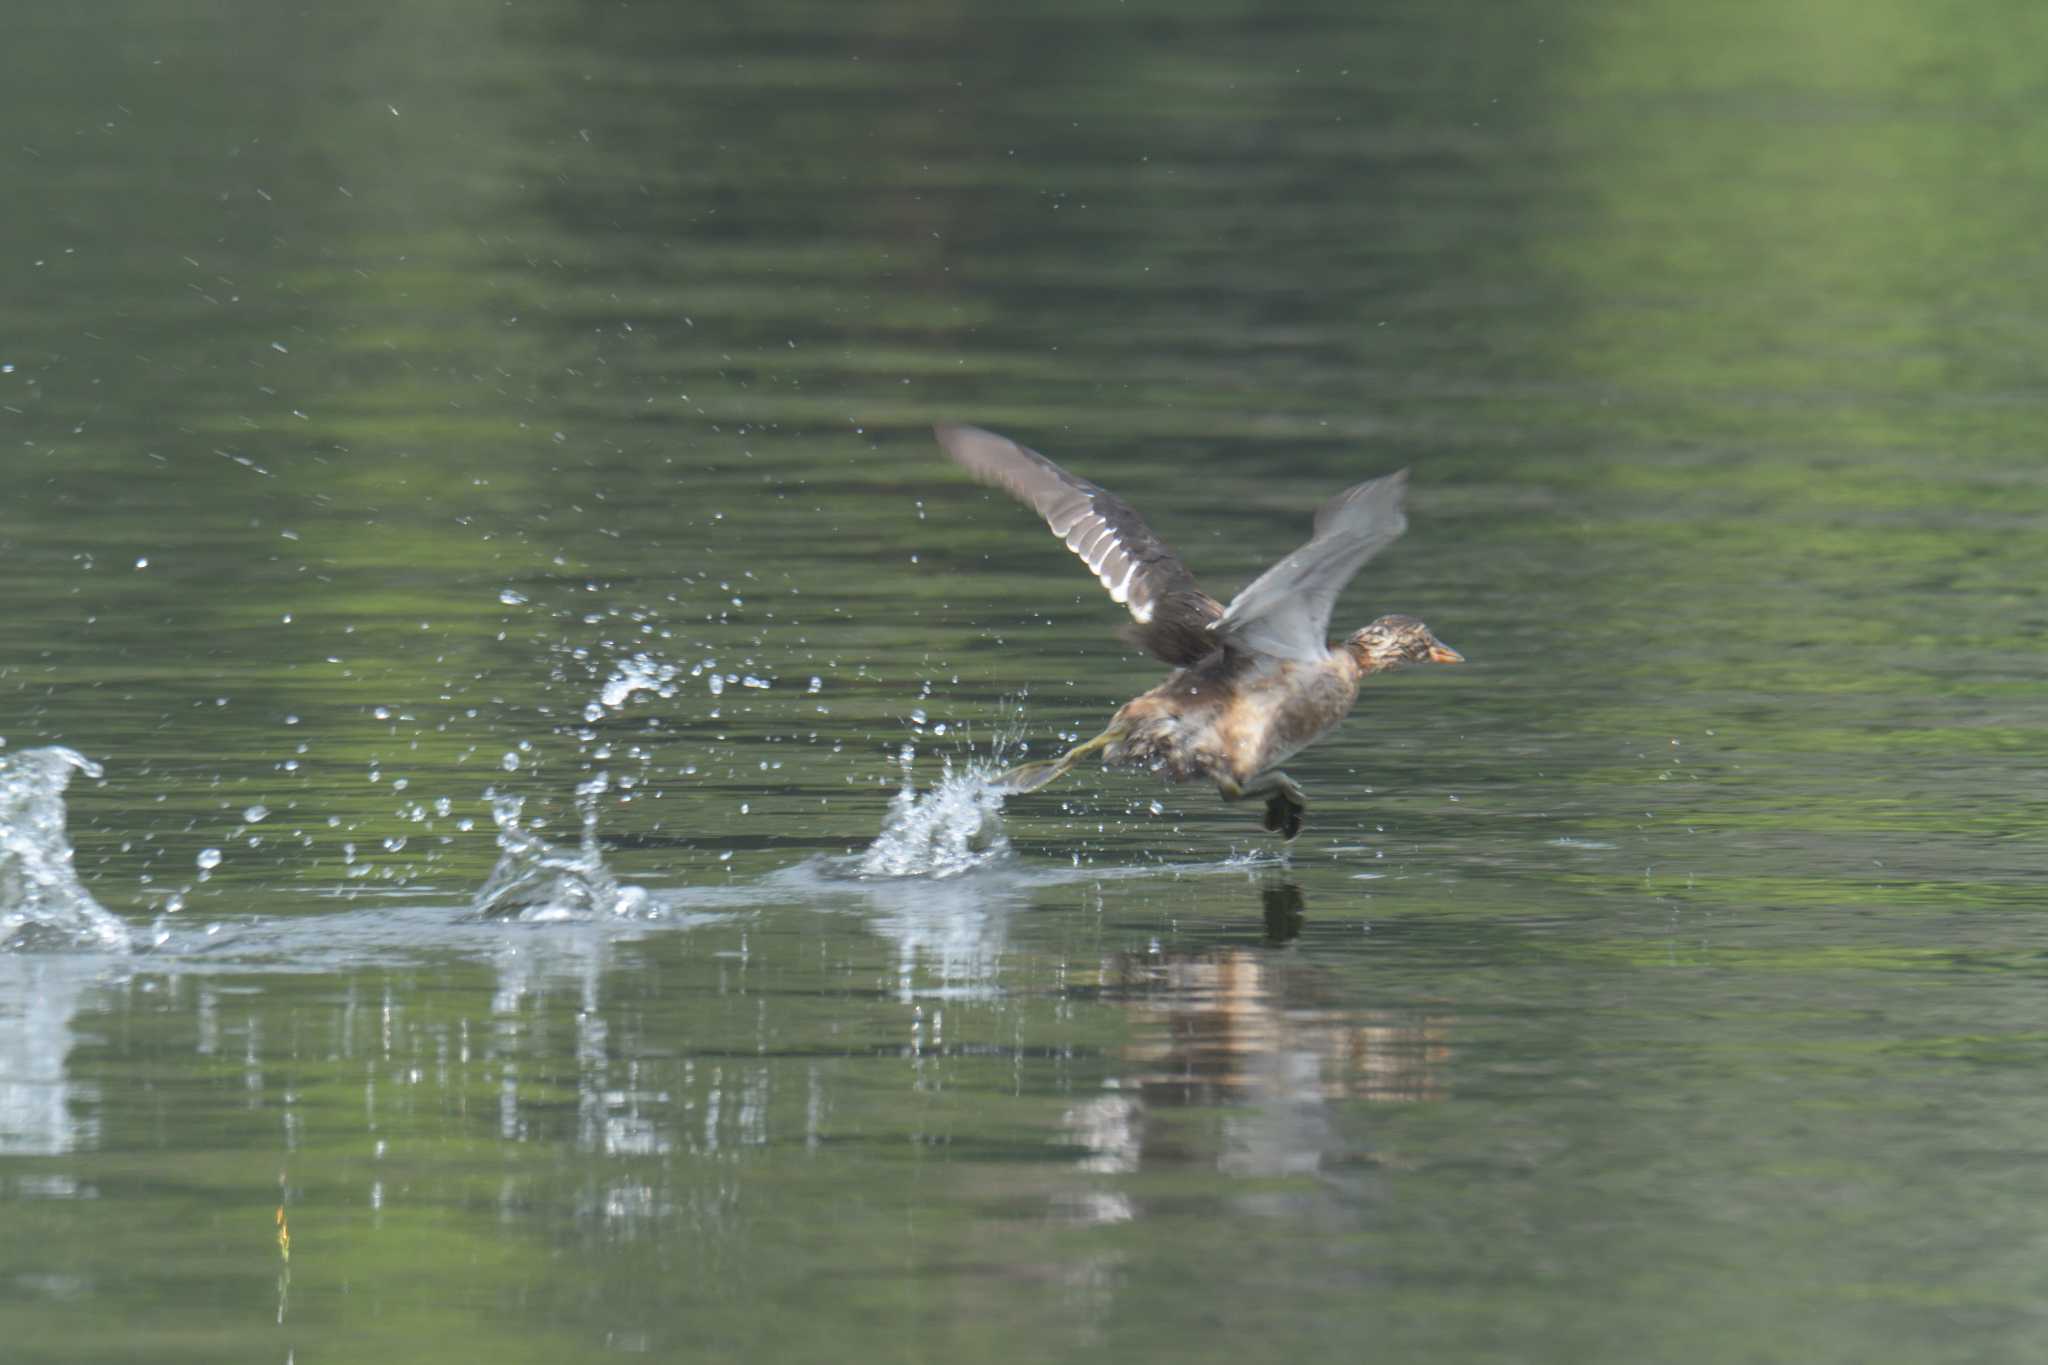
991 725 1123 795
1262 790 1306 841
989 756 1067 794
1218 770 1308 840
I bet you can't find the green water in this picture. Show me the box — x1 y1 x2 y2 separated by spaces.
5 0 2048 1360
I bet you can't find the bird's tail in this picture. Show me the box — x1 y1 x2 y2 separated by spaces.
991 724 1124 794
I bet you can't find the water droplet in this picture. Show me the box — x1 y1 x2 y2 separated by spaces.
196 848 223 870
134 557 149 570
583 701 604 723
498 588 529 606
243 804 269 823
501 751 520 772
373 705 391 720
807 676 823 694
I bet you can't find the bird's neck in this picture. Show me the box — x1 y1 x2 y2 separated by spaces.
1338 639 1383 678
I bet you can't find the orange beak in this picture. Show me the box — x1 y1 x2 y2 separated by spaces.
1427 641 1464 664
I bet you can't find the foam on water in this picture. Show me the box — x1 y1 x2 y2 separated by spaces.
470 773 653 920
859 757 1011 879
0 747 130 952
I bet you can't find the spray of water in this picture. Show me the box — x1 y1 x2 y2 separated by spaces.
471 773 651 920
0 747 130 951
859 743 1011 880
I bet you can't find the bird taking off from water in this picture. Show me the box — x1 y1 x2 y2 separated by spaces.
935 424 1460 840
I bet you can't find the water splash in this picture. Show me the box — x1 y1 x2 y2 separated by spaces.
471 774 651 920
859 749 1010 879
598 653 682 709
0 748 129 952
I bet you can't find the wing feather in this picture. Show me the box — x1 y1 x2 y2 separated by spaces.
935 424 1223 662
1213 469 1409 663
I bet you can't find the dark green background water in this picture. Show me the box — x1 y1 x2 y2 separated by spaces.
5 0 2048 1360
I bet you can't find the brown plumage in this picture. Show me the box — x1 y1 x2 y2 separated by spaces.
934 423 1224 666
935 424 1460 839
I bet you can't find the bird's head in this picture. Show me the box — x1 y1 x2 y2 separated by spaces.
1344 614 1462 673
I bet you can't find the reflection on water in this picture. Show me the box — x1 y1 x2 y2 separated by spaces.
857 870 1016 1002
1261 878 1306 943
1105 885 1447 1108
0 957 111 1158
488 930 678 1157
0 870 1447 1352
1065 881 1448 1192
6 850 2046 1360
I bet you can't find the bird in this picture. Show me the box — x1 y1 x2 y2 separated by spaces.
934 423 1461 840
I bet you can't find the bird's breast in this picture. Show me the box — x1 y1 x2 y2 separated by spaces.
1215 654 1361 782
1107 650 1361 785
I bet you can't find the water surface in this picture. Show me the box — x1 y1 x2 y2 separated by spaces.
4 0 2047 1361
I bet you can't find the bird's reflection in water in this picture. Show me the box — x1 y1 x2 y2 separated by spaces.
1261 879 1306 943
1063 878 1449 1189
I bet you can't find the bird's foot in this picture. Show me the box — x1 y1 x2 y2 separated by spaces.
991 726 1121 794
990 757 1066 794
1221 770 1307 840
1262 790 1306 841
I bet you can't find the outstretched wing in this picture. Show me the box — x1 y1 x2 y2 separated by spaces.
1212 469 1409 663
935 424 1224 665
